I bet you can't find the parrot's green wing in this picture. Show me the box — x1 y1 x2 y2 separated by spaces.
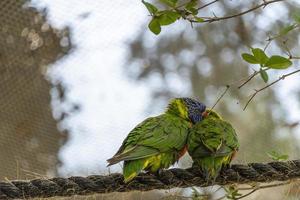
107 114 190 182
107 114 190 163
188 117 239 180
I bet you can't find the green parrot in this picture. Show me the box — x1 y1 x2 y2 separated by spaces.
187 110 239 181
107 97 207 183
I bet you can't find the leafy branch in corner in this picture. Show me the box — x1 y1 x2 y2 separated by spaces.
197 0 286 23
238 14 300 109
142 0 287 35
239 13 300 86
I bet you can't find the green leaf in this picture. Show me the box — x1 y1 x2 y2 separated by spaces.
157 10 180 26
293 13 300 23
194 16 204 22
265 55 292 69
142 0 158 15
267 150 289 161
279 24 296 36
252 48 269 64
241 53 259 64
185 0 197 9
159 0 178 7
185 0 198 14
260 69 269 83
148 18 161 35
187 7 198 15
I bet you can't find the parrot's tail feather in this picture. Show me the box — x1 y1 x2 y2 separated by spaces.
107 146 161 167
123 158 151 183
124 172 137 183
106 157 119 166
106 154 132 166
106 147 138 166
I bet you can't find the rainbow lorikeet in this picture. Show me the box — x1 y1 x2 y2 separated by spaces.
107 97 206 183
187 110 239 181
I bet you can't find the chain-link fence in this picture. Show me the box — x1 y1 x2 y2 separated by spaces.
0 0 70 180
1 0 300 199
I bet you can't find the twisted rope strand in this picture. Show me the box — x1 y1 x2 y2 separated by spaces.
0 160 300 199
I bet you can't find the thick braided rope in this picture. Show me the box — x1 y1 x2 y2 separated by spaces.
1 160 300 199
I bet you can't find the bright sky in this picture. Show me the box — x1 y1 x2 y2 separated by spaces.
29 0 300 176
30 0 155 176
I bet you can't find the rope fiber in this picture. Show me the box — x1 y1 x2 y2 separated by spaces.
0 160 300 199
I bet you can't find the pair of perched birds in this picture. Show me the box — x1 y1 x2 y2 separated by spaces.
107 97 239 182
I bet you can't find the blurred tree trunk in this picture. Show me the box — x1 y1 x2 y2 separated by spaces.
0 0 71 180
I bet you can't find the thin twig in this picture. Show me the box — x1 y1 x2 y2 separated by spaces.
243 69 300 110
235 181 292 199
266 23 299 42
264 38 272 51
197 0 221 11
282 39 293 58
238 70 259 89
225 69 256 86
192 0 286 23
290 56 300 59
238 68 272 89
235 189 257 200
208 85 230 114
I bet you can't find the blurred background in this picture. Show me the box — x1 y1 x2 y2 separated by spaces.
0 0 300 199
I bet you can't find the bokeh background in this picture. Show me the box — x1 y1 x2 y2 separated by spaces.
0 0 300 199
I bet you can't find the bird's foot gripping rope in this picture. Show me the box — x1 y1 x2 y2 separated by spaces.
1 160 300 199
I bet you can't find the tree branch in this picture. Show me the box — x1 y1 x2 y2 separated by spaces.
238 70 260 89
208 85 230 112
243 69 300 110
236 181 291 199
193 0 287 23
197 0 221 11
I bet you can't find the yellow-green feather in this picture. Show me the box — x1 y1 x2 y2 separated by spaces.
123 153 175 182
165 98 189 121
206 109 222 119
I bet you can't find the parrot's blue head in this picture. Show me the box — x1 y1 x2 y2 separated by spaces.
182 98 206 124
166 97 206 123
